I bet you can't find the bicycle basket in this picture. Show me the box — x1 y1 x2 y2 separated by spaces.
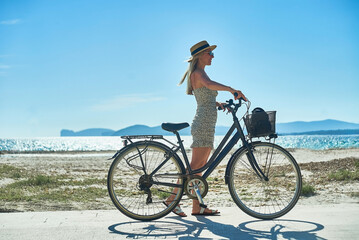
245 108 276 138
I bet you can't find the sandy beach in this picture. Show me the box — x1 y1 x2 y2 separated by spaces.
1 148 358 212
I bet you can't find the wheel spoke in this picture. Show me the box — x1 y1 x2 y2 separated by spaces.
108 142 184 221
228 142 302 219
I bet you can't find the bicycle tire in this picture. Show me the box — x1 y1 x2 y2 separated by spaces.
228 142 302 220
107 141 185 221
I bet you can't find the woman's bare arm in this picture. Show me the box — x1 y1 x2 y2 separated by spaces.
191 70 247 101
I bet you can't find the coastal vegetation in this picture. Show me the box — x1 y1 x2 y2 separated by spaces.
0 157 358 212
0 164 108 211
301 182 316 197
328 158 359 181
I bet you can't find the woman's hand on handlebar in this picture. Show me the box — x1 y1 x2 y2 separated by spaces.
216 102 231 113
230 88 248 102
231 89 248 101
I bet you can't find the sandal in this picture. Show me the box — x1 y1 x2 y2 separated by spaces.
191 207 220 216
163 201 187 217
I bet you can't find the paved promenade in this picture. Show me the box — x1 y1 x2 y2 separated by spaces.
1 204 358 239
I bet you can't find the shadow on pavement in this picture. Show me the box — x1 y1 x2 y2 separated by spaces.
237 219 326 240
108 217 326 239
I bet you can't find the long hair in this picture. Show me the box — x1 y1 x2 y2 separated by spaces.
178 55 200 95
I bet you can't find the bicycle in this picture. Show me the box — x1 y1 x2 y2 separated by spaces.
107 96 302 221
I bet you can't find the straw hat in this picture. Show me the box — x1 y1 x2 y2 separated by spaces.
187 40 216 62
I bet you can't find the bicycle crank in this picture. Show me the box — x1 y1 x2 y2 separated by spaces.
184 175 208 199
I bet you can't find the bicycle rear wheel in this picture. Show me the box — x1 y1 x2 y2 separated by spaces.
107 141 185 221
228 142 302 219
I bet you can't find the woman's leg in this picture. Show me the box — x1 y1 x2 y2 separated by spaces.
164 172 187 217
191 147 219 215
190 147 211 171
165 147 218 216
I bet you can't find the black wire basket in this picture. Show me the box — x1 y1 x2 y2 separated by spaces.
245 110 276 138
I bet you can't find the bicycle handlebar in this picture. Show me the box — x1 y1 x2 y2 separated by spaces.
217 92 246 111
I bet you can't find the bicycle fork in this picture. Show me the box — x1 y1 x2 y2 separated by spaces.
246 151 269 181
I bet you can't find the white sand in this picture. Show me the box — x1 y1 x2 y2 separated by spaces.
1 148 358 212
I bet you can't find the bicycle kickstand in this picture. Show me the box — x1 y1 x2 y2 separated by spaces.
193 183 207 209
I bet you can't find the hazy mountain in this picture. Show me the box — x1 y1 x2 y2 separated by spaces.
61 119 359 136
61 128 115 136
112 124 190 136
276 119 359 134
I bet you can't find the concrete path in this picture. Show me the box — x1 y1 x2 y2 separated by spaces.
1 204 358 239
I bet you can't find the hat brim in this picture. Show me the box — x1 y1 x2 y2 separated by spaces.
186 45 217 62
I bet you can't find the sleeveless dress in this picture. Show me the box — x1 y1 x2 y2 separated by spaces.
191 87 218 149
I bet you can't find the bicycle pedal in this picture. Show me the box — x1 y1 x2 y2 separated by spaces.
199 204 207 208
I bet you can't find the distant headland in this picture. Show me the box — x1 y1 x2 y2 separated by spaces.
61 119 359 136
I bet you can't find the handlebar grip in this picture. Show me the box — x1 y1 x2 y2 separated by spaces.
234 92 247 102
234 92 246 102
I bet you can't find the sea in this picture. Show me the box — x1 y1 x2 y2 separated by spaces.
1 135 359 152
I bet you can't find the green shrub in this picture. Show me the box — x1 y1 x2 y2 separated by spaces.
355 159 359 169
0 164 25 178
301 182 315 197
10 174 58 187
328 169 359 181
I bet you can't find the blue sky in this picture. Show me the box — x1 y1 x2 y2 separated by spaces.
1 0 358 137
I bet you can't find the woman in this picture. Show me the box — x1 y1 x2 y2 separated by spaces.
166 40 247 217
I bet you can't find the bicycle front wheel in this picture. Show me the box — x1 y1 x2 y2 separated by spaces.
228 142 302 219
107 141 185 221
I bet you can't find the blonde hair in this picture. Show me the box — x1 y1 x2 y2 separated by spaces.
178 55 200 95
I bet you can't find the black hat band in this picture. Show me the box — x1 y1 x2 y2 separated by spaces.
191 43 210 56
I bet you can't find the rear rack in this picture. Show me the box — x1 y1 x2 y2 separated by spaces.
120 135 178 148
121 135 163 140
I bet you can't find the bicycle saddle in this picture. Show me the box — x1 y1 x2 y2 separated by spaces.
161 122 189 132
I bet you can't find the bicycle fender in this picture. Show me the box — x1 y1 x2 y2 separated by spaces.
107 144 133 160
224 145 247 184
224 141 261 184
107 140 151 160
108 140 186 175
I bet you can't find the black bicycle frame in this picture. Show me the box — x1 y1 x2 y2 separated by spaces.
173 109 267 181
148 104 268 183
